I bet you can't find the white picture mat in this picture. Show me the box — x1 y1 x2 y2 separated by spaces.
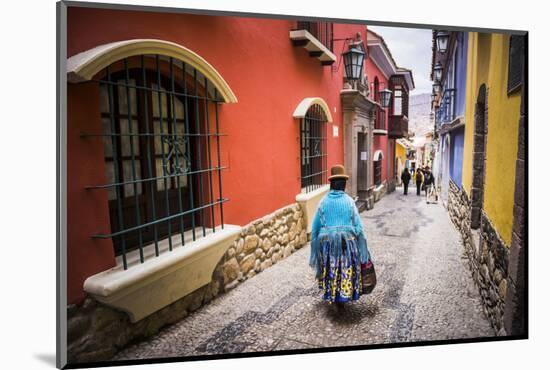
0 0 545 369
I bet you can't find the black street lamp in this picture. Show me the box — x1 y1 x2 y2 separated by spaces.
434 61 443 82
379 88 392 108
433 82 441 94
436 31 450 53
343 45 366 81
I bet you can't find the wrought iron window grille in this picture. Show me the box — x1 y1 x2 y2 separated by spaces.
374 159 382 187
82 54 228 270
300 104 328 193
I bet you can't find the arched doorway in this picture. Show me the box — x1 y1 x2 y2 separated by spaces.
373 150 384 186
471 84 487 229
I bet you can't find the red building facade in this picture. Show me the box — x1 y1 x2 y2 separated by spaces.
365 58 391 188
64 6 414 362
366 30 414 199
67 7 369 305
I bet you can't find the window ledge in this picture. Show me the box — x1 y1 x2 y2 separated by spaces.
83 224 242 322
289 30 337 65
296 185 330 233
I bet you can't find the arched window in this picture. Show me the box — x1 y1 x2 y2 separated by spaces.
90 54 228 269
300 104 328 192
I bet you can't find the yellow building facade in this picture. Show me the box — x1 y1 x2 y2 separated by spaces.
462 32 522 247
396 139 407 174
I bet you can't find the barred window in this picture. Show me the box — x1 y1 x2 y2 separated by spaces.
300 104 328 193
89 55 227 269
508 34 526 94
374 159 382 186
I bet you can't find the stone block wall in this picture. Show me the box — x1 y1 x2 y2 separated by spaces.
447 180 508 335
222 203 308 291
67 202 307 364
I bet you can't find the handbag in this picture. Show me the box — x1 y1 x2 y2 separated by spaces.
361 260 377 294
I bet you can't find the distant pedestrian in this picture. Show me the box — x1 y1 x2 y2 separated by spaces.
424 167 435 203
309 165 374 304
414 168 424 196
424 167 434 197
401 168 411 195
421 166 427 193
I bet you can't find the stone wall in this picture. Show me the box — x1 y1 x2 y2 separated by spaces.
67 202 307 364
447 180 508 335
221 203 308 290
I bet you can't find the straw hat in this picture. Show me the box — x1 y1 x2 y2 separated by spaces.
328 164 349 181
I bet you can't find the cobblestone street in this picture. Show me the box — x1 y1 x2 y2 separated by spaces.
115 188 495 361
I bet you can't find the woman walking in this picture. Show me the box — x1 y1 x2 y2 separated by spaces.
401 167 411 195
309 165 372 303
414 168 424 196
423 167 435 202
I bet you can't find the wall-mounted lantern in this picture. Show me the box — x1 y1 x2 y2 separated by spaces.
379 88 392 108
433 82 442 94
343 45 366 81
436 30 450 53
434 61 443 82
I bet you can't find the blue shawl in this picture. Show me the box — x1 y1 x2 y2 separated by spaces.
309 190 370 277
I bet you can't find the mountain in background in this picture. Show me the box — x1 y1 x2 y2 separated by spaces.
408 93 433 137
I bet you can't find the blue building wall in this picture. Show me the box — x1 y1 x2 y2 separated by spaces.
450 126 465 185
455 32 468 117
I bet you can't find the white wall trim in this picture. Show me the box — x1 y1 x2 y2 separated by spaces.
296 185 330 233
67 38 238 103
83 224 241 322
293 97 334 122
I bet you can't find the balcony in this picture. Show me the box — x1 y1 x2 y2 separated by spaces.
388 115 408 139
373 109 387 135
290 21 337 66
435 88 456 128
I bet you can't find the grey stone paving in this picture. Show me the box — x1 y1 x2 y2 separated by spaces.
114 188 494 360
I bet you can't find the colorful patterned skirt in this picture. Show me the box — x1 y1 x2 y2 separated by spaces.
317 232 362 303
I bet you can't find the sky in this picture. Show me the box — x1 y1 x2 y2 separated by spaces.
368 25 433 96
